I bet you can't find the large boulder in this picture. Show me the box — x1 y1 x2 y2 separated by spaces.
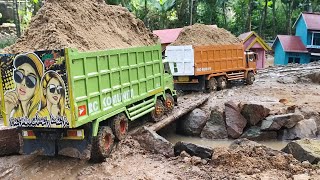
225 101 247 138
240 126 277 141
200 108 227 139
280 119 317 140
282 139 320 164
132 126 174 157
261 113 304 131
177 108 209 136
174 141 213 159
241 104 270 126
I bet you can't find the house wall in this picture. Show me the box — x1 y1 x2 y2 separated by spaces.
286 52 310 64
251 48 265 69
295 16 308 46
274 40 286 65
243 36 256 49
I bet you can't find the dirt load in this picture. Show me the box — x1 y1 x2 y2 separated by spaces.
4 0 158 54
171 23 241 46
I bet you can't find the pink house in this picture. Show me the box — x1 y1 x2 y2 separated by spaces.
238 31 271 69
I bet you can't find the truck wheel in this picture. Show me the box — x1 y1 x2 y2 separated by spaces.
110 113 128 141
91 126 115 162
246 72 255 85
206 77 217 92
151 99 165 122
164 93 174 113
217 76 227 90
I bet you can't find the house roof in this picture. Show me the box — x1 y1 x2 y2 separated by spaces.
293 12 320 31
238 31 253 41
153 25 217 44
238 31 271 50
273 35 308 53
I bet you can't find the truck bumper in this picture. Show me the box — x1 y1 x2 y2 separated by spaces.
173 76 205 91
20 125 93 159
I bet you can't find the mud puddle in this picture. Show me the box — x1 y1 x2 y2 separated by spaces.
164 133 289 150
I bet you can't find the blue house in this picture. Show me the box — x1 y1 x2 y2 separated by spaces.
273 35 309 65
294 12 320 62
272 12 320 65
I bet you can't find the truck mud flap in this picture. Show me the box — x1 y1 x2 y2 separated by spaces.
57 138 92 160
22 139 56 156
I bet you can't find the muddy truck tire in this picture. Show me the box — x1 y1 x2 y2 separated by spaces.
110 113 129 141
0 127 20 156
91 126 115 162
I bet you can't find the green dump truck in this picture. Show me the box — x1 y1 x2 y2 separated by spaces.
0 44 176 161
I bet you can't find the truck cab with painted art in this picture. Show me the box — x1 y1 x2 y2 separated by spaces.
0 44 176 162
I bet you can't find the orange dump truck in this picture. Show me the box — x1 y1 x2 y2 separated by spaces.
165 44 257 91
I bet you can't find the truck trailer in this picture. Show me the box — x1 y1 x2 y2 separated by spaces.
165 44 257 91
0 44 176 161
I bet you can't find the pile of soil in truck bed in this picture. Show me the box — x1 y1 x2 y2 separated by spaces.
4 0 158 54
171 23 241 46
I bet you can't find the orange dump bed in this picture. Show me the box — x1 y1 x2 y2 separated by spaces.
193 44 245 76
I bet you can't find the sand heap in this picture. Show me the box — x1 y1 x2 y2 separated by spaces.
171 23 240 46
4 0 158 54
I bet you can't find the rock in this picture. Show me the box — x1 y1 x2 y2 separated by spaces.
200 108 227 139
201 159 208 165
183 157 191 163
277 76 297 84
261 113 304 131
0 126 20 156
174 141 213 159
292 174 310 180
281 119 317 140
132 126 174 157
229 138 263 149
177 108 209 136
225 101 247 138
180 151 191 158
241 104 270 126
240 126 277 141
191 156 202 165
282 139 320 164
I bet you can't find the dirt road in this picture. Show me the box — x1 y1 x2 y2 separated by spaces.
1 62 320 179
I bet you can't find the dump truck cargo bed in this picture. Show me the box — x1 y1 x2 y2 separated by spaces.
165 44 245 76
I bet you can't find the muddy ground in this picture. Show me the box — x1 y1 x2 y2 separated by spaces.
1 62 320 180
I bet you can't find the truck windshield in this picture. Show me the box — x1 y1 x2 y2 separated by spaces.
163 62 171 74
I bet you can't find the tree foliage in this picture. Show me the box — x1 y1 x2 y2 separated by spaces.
11 0 320 40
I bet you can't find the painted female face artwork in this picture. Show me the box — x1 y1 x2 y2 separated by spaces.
46 78 64 105
14 63 38 102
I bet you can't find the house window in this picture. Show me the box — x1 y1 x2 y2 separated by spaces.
288 57 300 64
312 33 320 46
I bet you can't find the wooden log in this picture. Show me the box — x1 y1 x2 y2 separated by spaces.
150 94 209 132
0 119 20 156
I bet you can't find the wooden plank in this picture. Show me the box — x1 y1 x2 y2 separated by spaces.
149 94 209 132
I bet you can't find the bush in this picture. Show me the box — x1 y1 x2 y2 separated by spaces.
0 36 16 49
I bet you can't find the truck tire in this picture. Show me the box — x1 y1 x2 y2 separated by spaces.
246 72 255 85
91 126 115 162
110 113 128 141
151 99 165 122
217 76 227 90
206 77 217 92
164 93 174 113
